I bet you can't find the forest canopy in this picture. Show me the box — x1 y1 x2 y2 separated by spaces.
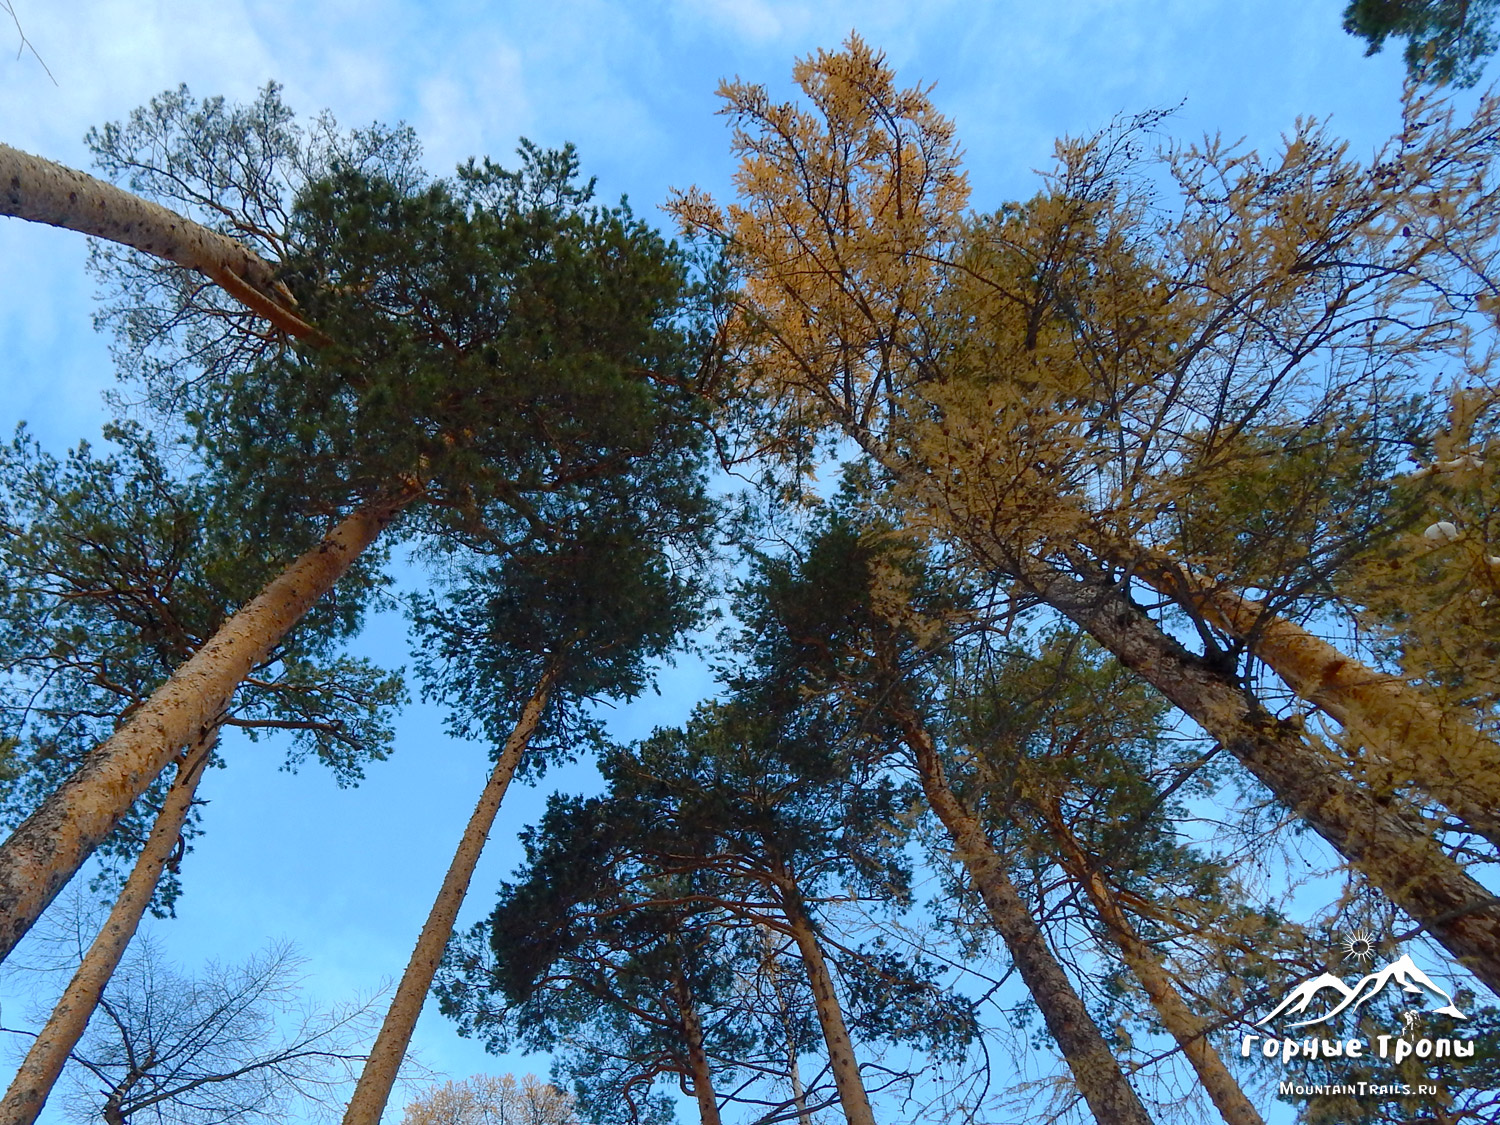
2 25 1500 1125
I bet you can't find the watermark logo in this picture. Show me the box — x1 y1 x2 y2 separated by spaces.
1242 941 1474 1085
1255 952 1467 1030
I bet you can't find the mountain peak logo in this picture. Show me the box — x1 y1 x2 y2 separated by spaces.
1256 954 1467 1029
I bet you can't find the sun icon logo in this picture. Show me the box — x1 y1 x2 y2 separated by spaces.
1340 928 1378 963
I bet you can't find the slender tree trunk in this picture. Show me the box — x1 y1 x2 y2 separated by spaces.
1145 565 1500 846
784 1037 812 1125
0 485 419 964
341 673 553 1125
674 975 723 1125
1024 559 1500 995
760 925 813 1125
773 883 877 1125
0 144 323 341
0 729 216 1125
891 705 1158 1125
1039 797 1265 1125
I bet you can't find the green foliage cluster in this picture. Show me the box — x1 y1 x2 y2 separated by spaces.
1344 0 1500 86
0 423 402 911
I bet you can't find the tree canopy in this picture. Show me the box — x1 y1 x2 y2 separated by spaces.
6 30 1500 1125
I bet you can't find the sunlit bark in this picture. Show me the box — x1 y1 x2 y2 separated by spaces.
0 144 323 341
0 730 217 1125
342 674 553 1125
0 486 418 962
674 974 723 1125
1145 562 1500 846
1023 557 1500 994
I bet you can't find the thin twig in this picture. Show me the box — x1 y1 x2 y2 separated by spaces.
3 2 56 85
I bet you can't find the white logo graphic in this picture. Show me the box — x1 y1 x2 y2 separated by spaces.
1257 954 1467 1029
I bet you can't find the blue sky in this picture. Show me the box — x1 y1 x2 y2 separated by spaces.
0 2 1435 1122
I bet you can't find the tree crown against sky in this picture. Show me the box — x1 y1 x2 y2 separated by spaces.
84 83 719 555
1344 0 1500 87
440 852 778 1123
407 475 715 771
673 35 1500 588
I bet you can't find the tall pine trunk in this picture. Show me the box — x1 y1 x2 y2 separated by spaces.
891 704 1158 1125
0 729 217 1125
1150 568 1500 846
674 973 723 1125
774 881 878 1125
341 673 553 1125
1039 796 1265 1125
0 487 418 962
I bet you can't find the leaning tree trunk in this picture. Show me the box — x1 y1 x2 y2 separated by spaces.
0 486 418 963
1039 795 1266 1125
1022 558 1500 995
0 143 322 341
674 973 724 1125
0 142 402 964
341 673 554 1125
1142 562 1500 847
0 728 217 1125
773 881 878 1125
891 705 1158 1125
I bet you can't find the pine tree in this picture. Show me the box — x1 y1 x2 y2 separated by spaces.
344 484 713 1125
726 500 1161 1124
0 425 404 1123
449 697 978 1125
440 863 760 1125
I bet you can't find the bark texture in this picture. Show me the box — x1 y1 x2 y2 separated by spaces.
341 675 553 1125
1163 572 1500 846
776 887 878 1125
0 730 216 1125
1028 560 1500 995
895 708 1158 1125
1041 800 1265 1125
0 144 323 341
676 978 723 1125
0 486 419 962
